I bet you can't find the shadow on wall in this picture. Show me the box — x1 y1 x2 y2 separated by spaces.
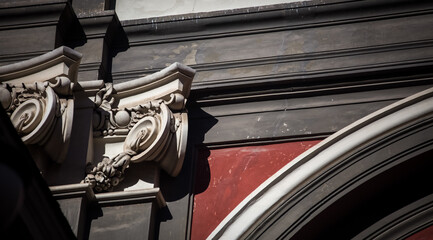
158 100 217 202
193 147 211 196
154 100 217 237
103 17 130 83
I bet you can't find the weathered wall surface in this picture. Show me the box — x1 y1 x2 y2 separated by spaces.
2 0 433 239
116 0 306 20
113 1 433 239
191 140 320 240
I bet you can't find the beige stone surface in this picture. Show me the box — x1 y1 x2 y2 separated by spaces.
116 0 307 20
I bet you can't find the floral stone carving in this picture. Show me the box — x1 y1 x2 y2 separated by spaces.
0 47 195 192
0 47 81 163
83 63 195 192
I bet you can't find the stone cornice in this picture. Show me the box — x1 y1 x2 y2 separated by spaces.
77 10 116 39
114 62 195 108
0 46 82 83
50 183 96 200
121 0 433 46
113 0 433 107
95 188 166 207
0 0 85 47
0 1 69 29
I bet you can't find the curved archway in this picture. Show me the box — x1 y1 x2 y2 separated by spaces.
209 86 433 239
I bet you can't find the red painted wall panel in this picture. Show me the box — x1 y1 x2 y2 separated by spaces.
406 225 433 240
191 140 321 240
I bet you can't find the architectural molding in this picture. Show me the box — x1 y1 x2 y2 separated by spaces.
0 0 85 62
73 9 127 81
0 46 81 163
95 187 166 207
353 193 433 239
115 62 433 106
0 51 50 66
121 0 433 46
50 183 96 239
113 0 433 110
3 1 433 239
0 0 77 30
0 45 195 193
84 62 195 192
89 187 165 239
50 183 96 200
190 59 433 103
209 86 433 239
113 38 433 82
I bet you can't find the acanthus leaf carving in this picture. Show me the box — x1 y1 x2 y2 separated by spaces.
0 46 81 164
84 62 195 192
1 77 75 162
84 150 134 192
84 96 182 192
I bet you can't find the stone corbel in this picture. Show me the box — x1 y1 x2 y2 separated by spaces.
84 63 195 192
0 46 82 163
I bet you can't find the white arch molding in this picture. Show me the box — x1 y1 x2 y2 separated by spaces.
208 86 433 239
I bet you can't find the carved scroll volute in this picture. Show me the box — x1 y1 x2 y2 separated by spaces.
115 63 194 179
9 83 57 144
124 101 186 176
84 63 195 192
0 47 81 163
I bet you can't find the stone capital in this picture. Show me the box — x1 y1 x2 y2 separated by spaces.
84 62 195 192
0 46 82 164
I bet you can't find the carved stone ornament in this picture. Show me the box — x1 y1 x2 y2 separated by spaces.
83 63 195 192
0 47 81 163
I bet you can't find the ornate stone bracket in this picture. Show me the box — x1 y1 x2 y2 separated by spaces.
0 47 81 163
83 63 195 192
0 46 195 192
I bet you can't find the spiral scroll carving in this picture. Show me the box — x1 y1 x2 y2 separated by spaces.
85 62 194 193
11 98 44 135
1 76 75 163
84 97 179 192
1 82 57 143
